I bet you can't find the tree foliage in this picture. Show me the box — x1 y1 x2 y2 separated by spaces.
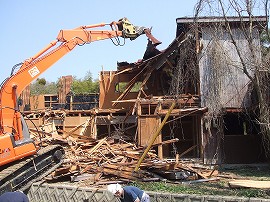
71 71 99 94
30 71 99 95
30 78 58 95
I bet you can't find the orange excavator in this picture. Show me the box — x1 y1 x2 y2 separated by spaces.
0 17 161 194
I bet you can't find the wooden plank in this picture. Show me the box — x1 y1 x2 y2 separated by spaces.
102 167 137 180
104 141 116 157
79 118 91 136
103 164 135 172
138 116 161 147
151 138 179 147
136 66 155 100
229 180 270 189
183 177 220 184
86 137 107 155
94 172 103 181
112 63 150 107
113 151 140 160
175 164 208 179
179 145 197 158
62 120 89 139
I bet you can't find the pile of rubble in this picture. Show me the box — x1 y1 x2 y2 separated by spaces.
30 123 218 186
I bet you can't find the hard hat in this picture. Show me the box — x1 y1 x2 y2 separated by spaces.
107 184 122 195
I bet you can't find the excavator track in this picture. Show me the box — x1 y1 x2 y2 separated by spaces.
0 145 64 195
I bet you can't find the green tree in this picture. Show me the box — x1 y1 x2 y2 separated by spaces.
30 78 58 95
71 71 99 94
37 78 46 85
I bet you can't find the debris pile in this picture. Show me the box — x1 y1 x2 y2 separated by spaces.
30 124 219 186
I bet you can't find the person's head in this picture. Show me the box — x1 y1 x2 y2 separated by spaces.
107 184 122 197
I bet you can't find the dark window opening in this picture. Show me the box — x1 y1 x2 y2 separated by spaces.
161 116 200 159
223 112 266 163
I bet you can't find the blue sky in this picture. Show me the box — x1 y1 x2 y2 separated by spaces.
0 0 198 83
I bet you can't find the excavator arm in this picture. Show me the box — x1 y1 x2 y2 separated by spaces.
0 17 161 193
0 17 157 139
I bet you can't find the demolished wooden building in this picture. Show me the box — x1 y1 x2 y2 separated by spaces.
22 16 268 169
176 16 267 164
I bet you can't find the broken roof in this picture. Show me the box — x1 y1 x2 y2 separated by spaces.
176 15 267 24
176 16 267 37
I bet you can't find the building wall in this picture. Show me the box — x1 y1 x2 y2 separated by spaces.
99 71 123 109
199 26 261 108
198 23 264 164
99 70 144 109
58 75 73 103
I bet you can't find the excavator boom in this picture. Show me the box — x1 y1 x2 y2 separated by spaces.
0 17 149 139
0 17 160 193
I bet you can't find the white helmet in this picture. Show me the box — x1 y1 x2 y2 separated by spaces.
107 184 122 195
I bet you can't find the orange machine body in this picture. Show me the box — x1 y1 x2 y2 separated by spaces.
0 134 36 166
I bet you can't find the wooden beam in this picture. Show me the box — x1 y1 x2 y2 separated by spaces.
151 138 179 147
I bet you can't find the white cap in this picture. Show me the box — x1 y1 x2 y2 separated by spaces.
107 184 122 195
